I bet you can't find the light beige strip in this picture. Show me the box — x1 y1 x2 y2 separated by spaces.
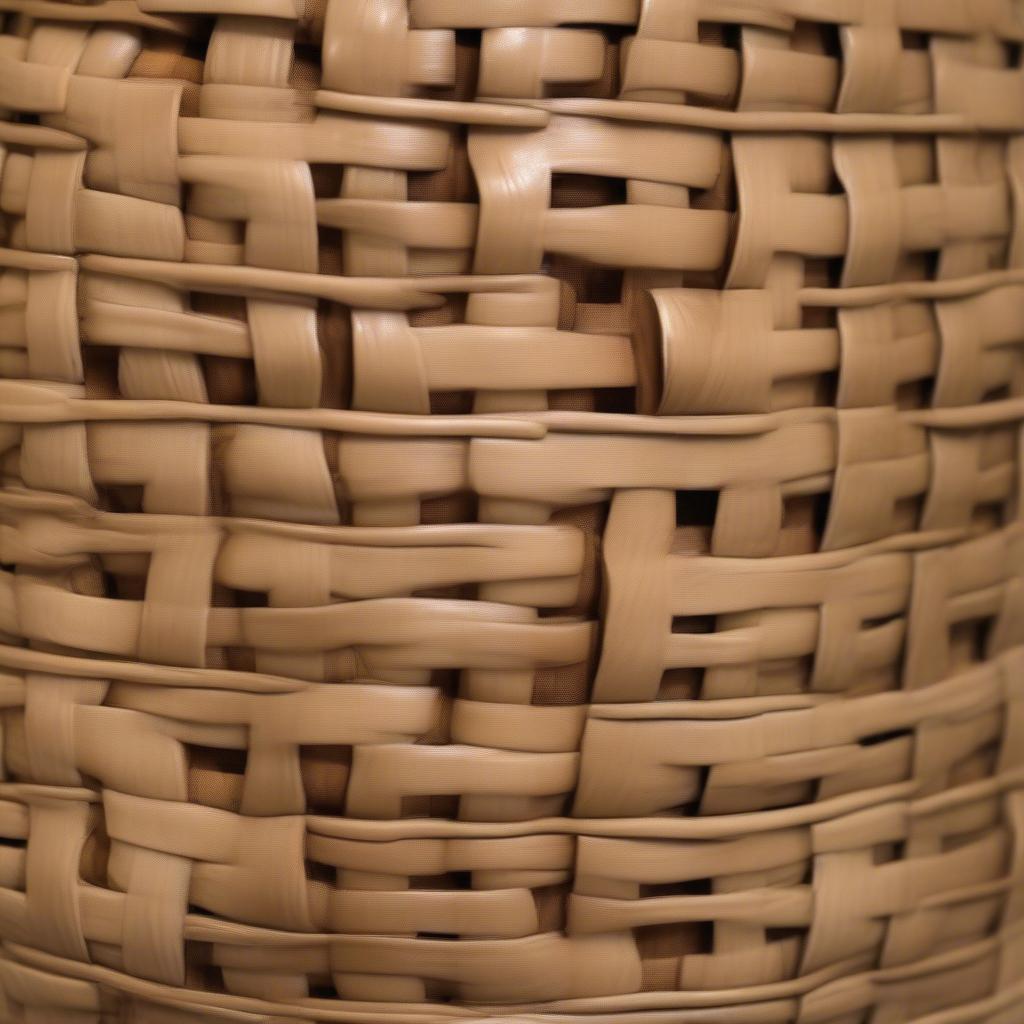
801 268 1024 307
316 89 550 128
0 0 186 31
0 247 76 272
485 96 976 135
0 380 545 439
0 122 85 151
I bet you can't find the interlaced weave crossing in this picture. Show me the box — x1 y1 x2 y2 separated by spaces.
0 1 1023 1021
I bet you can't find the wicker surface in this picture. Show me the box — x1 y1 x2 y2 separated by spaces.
1 1 1024 1022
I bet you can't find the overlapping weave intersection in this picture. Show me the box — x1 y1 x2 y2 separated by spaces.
0 1 1024 1021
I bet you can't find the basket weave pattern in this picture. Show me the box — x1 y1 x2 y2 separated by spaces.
1 1 1024 1021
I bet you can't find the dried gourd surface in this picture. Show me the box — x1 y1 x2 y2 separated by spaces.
0 1 1023 1022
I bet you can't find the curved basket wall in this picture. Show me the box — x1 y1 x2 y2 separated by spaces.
0 2 1023 1022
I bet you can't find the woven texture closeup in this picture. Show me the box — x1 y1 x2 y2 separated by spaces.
1 1 1024 1022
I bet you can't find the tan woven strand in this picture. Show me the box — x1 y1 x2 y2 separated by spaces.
0 2 1024 1022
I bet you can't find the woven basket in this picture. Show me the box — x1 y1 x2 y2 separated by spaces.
1 1 1024 1021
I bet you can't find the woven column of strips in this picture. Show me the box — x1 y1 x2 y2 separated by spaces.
1 1 1024 1022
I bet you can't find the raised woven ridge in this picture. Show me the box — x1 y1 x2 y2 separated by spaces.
0 2 1023 1022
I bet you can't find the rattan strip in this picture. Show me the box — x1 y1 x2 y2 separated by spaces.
1 2 1023 1022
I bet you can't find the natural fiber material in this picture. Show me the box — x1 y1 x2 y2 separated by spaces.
0 1 1023 1022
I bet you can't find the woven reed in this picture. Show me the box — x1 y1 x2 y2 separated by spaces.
1 2 1024 1022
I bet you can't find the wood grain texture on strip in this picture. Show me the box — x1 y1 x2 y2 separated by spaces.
0 1 1023 1022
